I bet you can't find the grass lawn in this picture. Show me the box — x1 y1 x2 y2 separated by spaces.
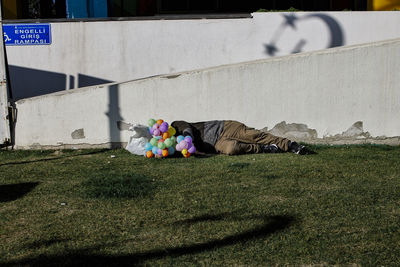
1 145 400 266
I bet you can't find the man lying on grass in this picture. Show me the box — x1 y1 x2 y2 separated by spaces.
171 120 313 155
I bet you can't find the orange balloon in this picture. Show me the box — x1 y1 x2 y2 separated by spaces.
146 151 154 158
156 119 164 125
162 149 169 157
183 152 191 158
162 132 170 140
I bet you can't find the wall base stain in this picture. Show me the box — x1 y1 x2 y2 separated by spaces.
262 121 400 145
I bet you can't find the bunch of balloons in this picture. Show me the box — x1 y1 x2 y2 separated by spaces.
144 119 176 158
175 135 196 158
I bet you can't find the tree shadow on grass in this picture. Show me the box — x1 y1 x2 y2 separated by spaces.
2 214 296 266
3 214 296 266
0 149 109 167
0 182 39 202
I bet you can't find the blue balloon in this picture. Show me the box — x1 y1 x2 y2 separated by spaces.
145 142 153 151
177 135 185 143
168 146 175 155
152 146 158 154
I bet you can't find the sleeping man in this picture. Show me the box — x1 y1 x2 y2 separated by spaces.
171 120 312 155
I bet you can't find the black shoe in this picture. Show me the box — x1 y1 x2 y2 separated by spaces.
289 142 313 155
262 144 280 153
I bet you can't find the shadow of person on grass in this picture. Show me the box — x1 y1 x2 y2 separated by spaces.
2 213 296 266
0 182 39 202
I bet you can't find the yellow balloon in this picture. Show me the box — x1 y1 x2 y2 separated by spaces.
182 149 188 155
168 126 176 136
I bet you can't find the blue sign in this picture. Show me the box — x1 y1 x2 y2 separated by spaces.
3 24 51 46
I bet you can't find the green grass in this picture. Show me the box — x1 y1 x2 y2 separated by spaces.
1 145 400 266
256 7 302 12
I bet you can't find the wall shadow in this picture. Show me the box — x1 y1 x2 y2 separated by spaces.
2 213 296 266
106 84 123 148
0 182 39 202
9 65 67 100
78 73 113 88
9 65 113 100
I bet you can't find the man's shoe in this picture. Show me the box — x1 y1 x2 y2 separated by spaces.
297 145 312 155
262 144 280 153
289 142 314 155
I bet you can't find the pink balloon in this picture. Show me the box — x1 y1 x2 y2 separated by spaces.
149 127 154 135
180 140 188 149
157 148 163 155
153 129 161 136
175 144 180 151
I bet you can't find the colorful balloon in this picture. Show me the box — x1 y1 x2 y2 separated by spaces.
162 149 168 157
150 138 158 146
164 138 173 148
176 143 182 151
184 136 192 145
158 141 166 149
168 126 176 136
146 150 154 158
180 140 188 149
145 142 153 151
153 129 161 136
148 118 156 127
188 145 196 154
160 122 169 133
156 119 164 125
152 146 158 154
177 135 185 143
162 132 170 140
168 146 175 155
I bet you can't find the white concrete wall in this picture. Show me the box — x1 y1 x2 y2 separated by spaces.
13 38 400 148
5 12 400 100
0 20 10 145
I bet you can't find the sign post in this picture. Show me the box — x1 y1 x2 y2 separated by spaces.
0 2 11 147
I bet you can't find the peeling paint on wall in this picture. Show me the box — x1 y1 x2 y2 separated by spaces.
71 128 85 139
264 121 318 140
260 120 400 145
334 121 371 138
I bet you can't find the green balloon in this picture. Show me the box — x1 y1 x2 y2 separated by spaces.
164 138 173 148
158 142 166 149
150 138 157 146
148 118 156 127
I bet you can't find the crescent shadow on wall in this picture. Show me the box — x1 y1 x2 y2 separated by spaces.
306 13 345 48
